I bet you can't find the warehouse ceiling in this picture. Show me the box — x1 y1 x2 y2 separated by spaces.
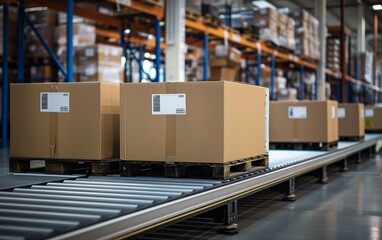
211 0 382 53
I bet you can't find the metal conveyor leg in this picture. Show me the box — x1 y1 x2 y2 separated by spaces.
215 200 238 235
357 152 362 163
282 178 296 202
318 166 328 184
341 158 348 172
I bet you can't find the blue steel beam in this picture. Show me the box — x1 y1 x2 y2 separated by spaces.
66 0 73 82
299 65 304 100
16 0 25 83
256 51 261 86
270 56 275 100
154 19 160 82
1 4 9 148
24 15 66 77
139 45 143 82
203 34 208 81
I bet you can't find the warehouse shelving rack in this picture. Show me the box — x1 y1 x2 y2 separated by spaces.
0 0 381 145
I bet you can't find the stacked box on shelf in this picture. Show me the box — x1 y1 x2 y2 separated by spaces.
209 45 241 81
290 9 320 60
326 38 341 71
253 8 279 46
277 12 296 51
24 9 59 83
186 0 201 15
76 44 123 83
54 22 96 81
351 52 373 83
0 6 17 59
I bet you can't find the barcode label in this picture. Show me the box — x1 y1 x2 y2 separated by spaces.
365 109 374 117
288 106 307 119
337 108 346 118
331 106 336 119
152 94 186 115
40 92 70 113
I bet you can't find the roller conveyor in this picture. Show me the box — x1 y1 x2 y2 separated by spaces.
0 134 381 240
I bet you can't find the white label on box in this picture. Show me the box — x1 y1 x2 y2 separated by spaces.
365 109 374 117
288 106 307 119
40 92 70 113
152 94 186 115
337 108 346 118
85 49 94 57
331 106 336 119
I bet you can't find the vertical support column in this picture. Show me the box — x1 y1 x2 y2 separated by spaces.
347 36 352 76
66 0 74 82
16 0 25 83
155 18 161 82
270 55 275 100
138 45 143 82
1 4 9 148
256 49 261 86
357 4 365 52
373 14 378 96
340 0 346 103
120 29 127 83
165 0 185 82
299 65 304 100
337 79 341 101
314 71 318 100
315 0 326 100
244 57 249 83
203 33 208 81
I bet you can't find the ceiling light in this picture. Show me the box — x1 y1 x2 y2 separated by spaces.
373 4 382 10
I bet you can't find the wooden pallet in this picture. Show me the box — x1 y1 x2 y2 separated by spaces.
339 136 365 142
270 141 338 151
300 55 319 64
9 158 119 176
264 40 279 50
185 9 201 21
278 46 294 54
203 15 221 28
120 155 269 179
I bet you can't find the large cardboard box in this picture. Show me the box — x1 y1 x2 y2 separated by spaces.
209 67 236 81
364 106 382 131
338 103 364 138
270 101 338 143
120 81 269 163
10 82 120 160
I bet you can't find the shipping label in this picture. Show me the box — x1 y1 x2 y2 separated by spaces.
152 94 186 115
40 92 70 113
365 109 374 117
331 106 336 119
288 106 307 119
337 108 346 118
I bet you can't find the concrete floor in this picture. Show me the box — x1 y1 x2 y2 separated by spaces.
140 153 382 240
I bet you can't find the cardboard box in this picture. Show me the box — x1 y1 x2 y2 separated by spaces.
277 88 297 101
77 62 123 83
364 106 382 131
270 101 338 143
338 103 364 138
77 44 122 63
213 45 241 66
55 23 96 46
120 81 269 163
10 82 120 160
209 67 236 81
254 8 279 22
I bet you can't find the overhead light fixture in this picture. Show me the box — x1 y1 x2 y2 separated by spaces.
373 4 382 10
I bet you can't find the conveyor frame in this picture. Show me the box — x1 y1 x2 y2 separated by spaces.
51 135 381 240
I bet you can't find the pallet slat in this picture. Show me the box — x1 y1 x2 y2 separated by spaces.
9 158 119 176
120 155 268 179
